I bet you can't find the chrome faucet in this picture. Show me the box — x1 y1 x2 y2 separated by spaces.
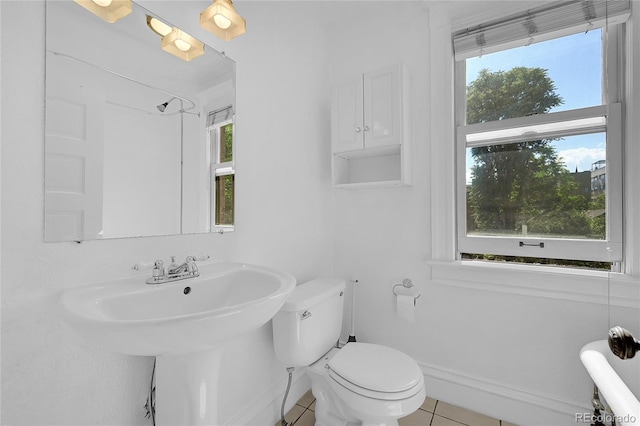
167 256 199 277
133 254 209 284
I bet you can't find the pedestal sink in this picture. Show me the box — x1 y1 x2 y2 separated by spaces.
60 261 296 425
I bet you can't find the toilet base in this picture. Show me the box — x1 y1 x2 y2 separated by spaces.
307 348 424 426
313 385 402 426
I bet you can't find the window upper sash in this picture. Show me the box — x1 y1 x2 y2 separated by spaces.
461 105 608 147
452 0 631 60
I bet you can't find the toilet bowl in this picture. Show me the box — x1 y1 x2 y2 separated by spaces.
309 344 425 426
272 278 425 426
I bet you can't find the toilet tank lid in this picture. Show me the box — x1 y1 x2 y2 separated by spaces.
280 278 346 312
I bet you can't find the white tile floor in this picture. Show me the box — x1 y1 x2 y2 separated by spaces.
277 390 519 426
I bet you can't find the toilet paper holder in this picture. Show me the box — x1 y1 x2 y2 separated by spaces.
392 279 421 303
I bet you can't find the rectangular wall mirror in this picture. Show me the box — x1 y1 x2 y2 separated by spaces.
44 0 236 242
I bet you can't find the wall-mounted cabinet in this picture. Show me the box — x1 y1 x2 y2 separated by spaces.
331 63 411 188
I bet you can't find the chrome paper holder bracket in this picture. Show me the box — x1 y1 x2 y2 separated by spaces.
392 278 421 304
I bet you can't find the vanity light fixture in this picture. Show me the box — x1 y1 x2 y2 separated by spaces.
74 0 132 23
146 16 172 37
200 0 246 41
146 16 205 62
162 28 205 61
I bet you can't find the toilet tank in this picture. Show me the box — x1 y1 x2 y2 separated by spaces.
272 278 346 367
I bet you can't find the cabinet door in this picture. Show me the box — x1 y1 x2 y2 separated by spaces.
363 64 402 149
331 77 364 153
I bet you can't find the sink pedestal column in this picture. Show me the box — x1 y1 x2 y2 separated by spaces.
155 348 223 426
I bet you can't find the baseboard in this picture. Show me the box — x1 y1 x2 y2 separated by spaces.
420 362 593 426
226 359 593 425
226 369 311 426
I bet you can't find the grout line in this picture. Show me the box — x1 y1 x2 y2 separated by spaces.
435 414 469 426
428 400 439 426
436 414 471 425
291 394 509 426
294 407 312 426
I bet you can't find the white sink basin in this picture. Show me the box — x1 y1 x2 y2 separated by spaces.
60 261 296 356
580 340 640 426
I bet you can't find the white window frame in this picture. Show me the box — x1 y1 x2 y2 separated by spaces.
454 21 625 265
207 117 235 233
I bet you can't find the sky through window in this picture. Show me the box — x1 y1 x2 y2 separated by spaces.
465 29 605 180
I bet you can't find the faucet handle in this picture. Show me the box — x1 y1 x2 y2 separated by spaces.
152 260 165 279
189 254 210 262
132 260 157 271
184 254 208 274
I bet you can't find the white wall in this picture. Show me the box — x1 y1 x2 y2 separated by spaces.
103 104 182 238
1 1 332 424
331 2 640 426
327 1 432 341
2 1 639 426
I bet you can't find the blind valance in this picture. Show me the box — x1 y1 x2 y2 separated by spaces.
206 105 233 127
453 0 631 60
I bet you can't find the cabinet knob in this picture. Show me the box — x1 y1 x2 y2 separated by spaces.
363 125 370 132
355 126 362 133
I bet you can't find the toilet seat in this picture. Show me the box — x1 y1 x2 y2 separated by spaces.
327 343 424 401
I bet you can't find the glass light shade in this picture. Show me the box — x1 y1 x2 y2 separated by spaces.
200 0 246 41
146 16 172 37
74 0 132 23
161 28 205 62
214 14 232 30
174 39 192 52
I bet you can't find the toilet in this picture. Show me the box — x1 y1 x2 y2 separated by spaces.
272 278 426 426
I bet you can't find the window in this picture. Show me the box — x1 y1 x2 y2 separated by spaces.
206 106 235 232
453 0 630 267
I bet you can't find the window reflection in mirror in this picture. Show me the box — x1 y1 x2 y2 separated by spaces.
207 111 235 231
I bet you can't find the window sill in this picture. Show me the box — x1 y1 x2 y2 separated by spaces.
427 260 639 307
212 227 234 234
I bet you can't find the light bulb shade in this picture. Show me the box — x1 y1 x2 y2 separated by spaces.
74 0 132 23
200 0 246 41
146 16 172 37
161 28 205 62
214 14 232 30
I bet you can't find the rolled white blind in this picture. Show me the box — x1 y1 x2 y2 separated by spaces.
453 0 631 60
206 105 233 127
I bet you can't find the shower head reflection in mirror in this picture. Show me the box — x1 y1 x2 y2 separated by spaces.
157 97 200 117
49 51 199 116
